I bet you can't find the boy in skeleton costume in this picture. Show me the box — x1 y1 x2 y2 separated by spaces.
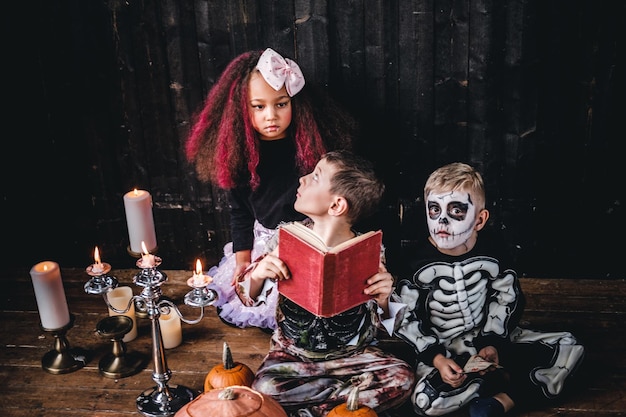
394 162 584 417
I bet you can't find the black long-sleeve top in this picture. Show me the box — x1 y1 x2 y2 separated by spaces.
229 137 307 253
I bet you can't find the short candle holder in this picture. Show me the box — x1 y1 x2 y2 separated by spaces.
84 261 118 295
85 253 217 417
96 315 146 378
40 314 88 374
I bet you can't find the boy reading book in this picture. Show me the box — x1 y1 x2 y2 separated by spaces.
234 150 414 417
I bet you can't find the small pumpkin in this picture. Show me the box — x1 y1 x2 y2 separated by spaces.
174 385 287 417
327 387 378 417
204 341 255 391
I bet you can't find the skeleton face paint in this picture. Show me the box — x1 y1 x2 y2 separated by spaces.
426 190 477 249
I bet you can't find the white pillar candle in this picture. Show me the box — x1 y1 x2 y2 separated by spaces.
123 189 157 254
29 261 71 330
159 313 182 349
106 286 138 342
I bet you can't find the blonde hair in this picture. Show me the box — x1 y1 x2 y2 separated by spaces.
424 162 486 210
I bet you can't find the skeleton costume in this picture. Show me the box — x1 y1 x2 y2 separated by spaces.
394 190 585 416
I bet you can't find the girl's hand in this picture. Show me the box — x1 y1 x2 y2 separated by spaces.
232 262 250 285
232 250 252 285
433 354 466 387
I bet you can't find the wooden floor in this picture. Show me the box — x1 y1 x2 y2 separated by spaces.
0 267 624 416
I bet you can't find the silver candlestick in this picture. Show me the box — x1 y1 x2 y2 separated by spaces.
85 253 217 417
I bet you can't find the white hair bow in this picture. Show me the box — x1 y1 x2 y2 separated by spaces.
256 48 305 97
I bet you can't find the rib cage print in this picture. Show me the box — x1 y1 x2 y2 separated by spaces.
398 256 517 353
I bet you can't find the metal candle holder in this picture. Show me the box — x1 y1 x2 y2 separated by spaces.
40 314 88 374
84 261 118 295
85 254 217 417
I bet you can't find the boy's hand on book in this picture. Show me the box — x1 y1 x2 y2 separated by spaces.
251 253 291 283
473 346 500 374
433 354 466 387
477 346 499 365
364 263 394 307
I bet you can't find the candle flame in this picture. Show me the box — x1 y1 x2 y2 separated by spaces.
141 241 149 255
133 188 139 196
94 246 101 264
195 259 203 275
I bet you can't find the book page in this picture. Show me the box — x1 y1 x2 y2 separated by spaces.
329 230 378 253
281 223 328 251
462 354 503 373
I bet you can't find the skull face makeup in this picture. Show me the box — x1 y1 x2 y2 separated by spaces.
426 190 477 249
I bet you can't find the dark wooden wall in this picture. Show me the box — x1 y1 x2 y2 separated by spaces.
3 0 624 279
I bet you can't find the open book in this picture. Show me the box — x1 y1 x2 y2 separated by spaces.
277 222 382 317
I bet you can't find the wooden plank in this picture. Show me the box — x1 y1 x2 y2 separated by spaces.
328 0 365 102
160 0 224 269
294 0 329 85
0 267 272 416
2 270 624 416
257 0 295 55
7 0 626 284
397 0 435 156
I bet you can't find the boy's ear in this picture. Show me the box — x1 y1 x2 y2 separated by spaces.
328 196 349 217
474 208 490 231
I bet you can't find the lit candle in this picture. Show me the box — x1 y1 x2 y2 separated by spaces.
86 246 112 277
29 261 71 329
192 259 204 286
159 313 182 349
140 241 156 268
123 188 157 254
106 286 138 342
91 246 104 274
188 259 212 287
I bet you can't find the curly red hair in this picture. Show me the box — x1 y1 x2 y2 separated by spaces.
186 49 354 189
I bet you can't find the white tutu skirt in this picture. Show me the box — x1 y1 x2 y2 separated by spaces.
207 222 278 330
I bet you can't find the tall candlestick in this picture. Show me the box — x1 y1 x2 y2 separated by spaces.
29 261 71 330
159 313 182 349
107 286 138 342
123 189 157 255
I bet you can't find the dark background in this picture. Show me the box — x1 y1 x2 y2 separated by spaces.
3 0 624 279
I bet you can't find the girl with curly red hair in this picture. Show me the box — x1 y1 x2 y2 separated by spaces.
186 48 355 330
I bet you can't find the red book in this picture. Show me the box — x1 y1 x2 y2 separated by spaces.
277 223 382 317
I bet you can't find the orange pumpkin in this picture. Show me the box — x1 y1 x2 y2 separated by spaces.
204 341 255 391
327 387 378 417
174 385 287 417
